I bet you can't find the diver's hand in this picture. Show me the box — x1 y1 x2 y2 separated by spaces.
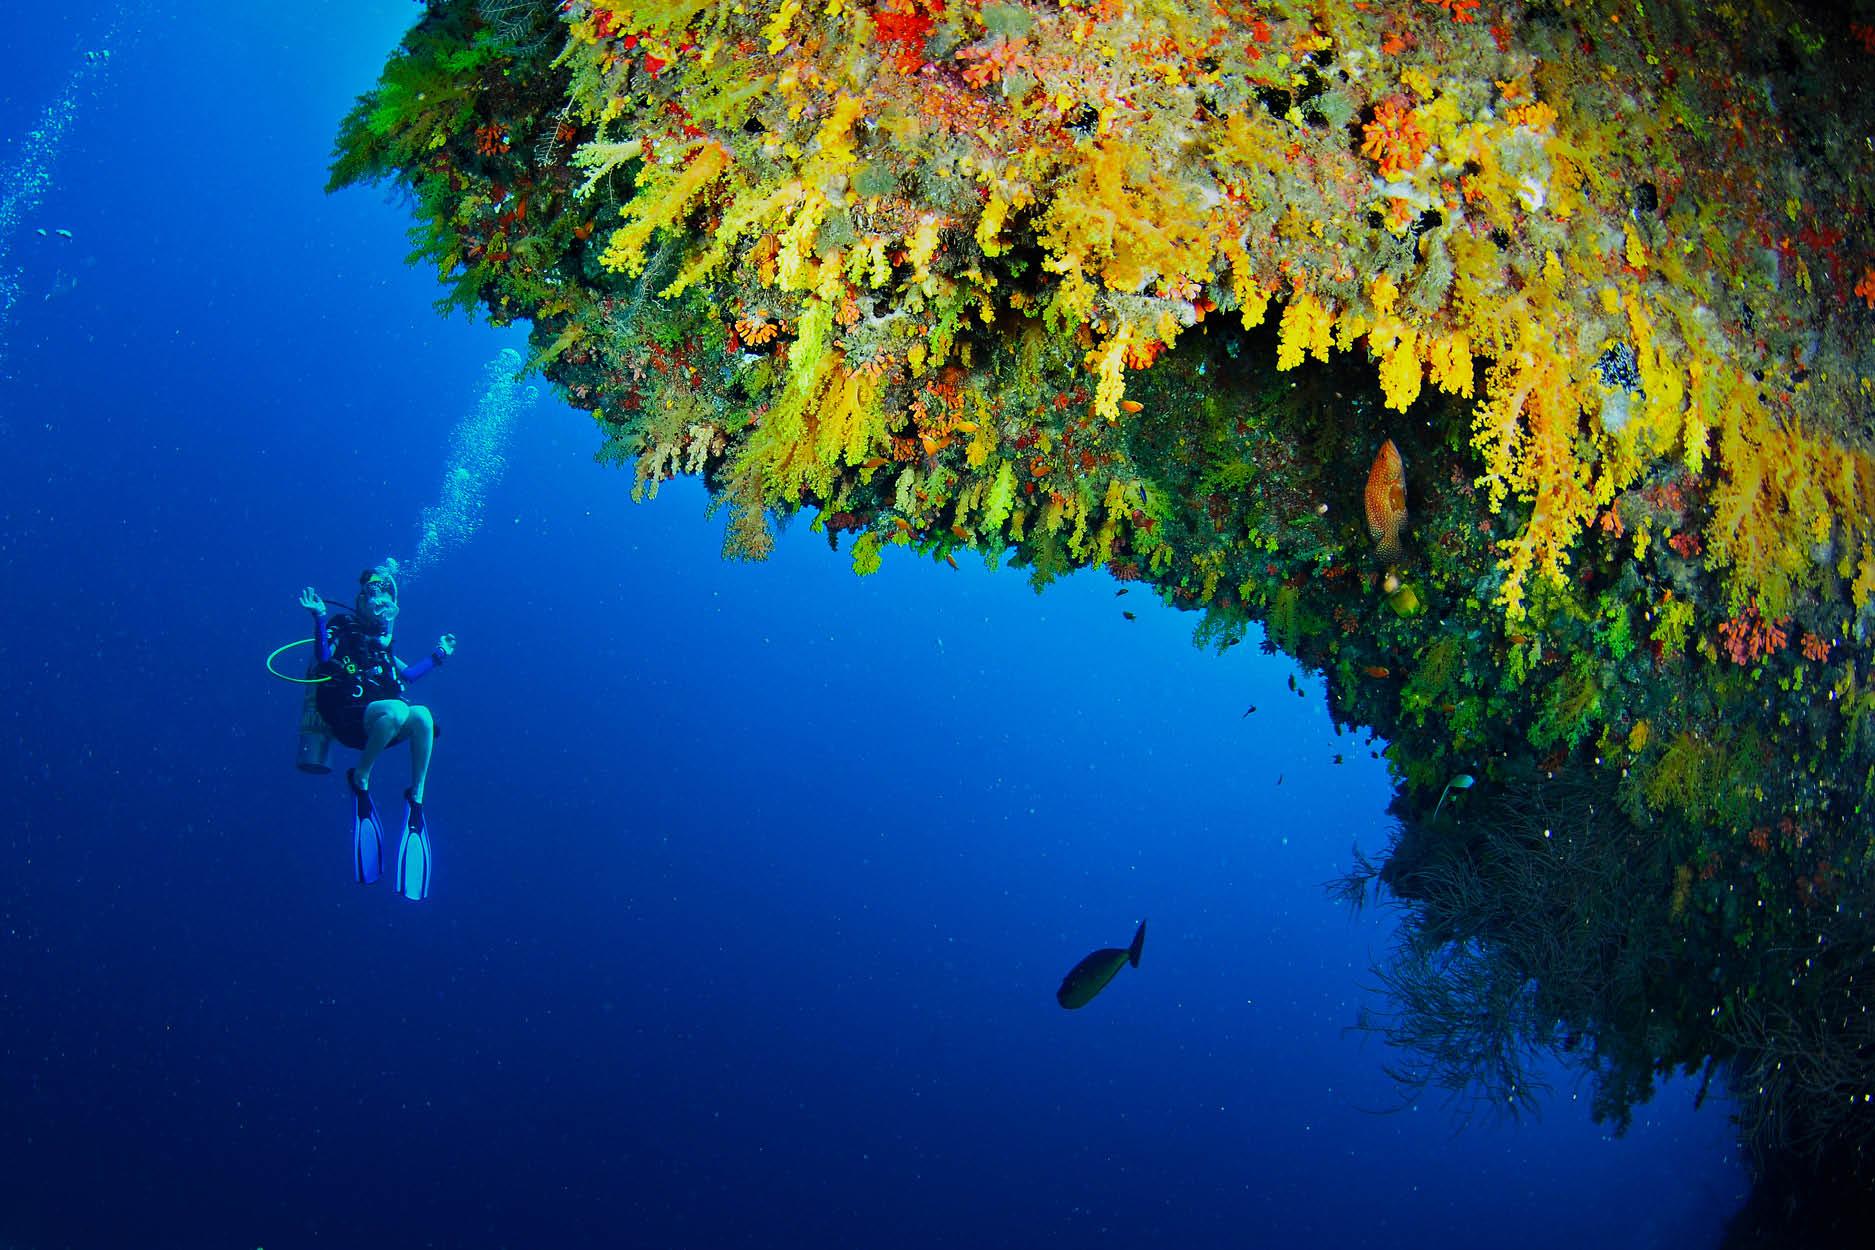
436 633 457 658
299 586 325 615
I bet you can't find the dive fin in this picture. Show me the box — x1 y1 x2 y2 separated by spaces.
395 790 432 902
1126 919 1147 968
349 768 382 885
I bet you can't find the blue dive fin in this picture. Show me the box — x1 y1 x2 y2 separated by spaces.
349 768 383 885
395 790 432 902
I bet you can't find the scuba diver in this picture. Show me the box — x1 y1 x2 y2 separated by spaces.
297 565 457 901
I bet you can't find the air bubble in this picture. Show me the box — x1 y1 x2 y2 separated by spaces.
407 346 534 575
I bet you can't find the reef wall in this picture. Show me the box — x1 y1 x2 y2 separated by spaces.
331 0 1875 1203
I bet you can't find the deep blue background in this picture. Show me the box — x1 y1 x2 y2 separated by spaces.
1 4 1745 1248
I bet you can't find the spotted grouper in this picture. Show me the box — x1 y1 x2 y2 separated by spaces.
1364 439 1407 561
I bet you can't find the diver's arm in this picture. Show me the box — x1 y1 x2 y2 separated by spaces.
299 587 332 664
398 648 446 682
397 634 455 682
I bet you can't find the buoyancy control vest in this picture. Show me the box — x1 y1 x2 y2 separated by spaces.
320 613 405 705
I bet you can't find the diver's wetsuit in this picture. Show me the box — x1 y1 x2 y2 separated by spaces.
312 612 443 750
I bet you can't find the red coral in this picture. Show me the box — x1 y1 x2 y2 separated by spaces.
874 2 940 74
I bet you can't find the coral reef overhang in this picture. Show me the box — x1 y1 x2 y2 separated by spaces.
331 0 1875 1202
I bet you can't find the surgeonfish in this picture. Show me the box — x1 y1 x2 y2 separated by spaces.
1056 919 1147 1010
1364 439 1407 561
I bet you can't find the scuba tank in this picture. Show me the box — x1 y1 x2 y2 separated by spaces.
296 651 336 773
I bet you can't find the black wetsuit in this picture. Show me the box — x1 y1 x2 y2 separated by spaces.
313 612 438 749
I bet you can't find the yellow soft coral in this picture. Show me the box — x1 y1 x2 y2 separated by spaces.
1276 291 1334 371
1372 318 1423 412
1471 339 1594 618
599 140 732 275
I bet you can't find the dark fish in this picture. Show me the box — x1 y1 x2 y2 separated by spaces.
1115 588 1130 596
1242 705 1257 716
1122 610 1136 620
1056 920 1146 1010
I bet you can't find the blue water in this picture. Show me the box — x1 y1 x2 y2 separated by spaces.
0 5 1748 1247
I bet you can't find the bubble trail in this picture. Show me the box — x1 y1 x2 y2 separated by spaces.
408 347 538 575
0 34 118 374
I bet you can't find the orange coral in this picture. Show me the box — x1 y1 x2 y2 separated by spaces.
474 123 509 156
1856 266 1875 310
1717 601 1790 666
1799 631 1832 662
1419 0 1481 22
955 37 1032 88
734 312 782 345
1361 97 1429 180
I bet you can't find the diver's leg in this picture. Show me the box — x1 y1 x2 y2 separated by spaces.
404 705 436 803
355 700 411 787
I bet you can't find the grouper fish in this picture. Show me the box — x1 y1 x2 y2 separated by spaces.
1055 920 1147 1009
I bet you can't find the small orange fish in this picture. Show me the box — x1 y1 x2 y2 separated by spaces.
951 524 969 541
1364 439 1407 561
894 517 911 532
956 421 979 433
861 456 887 469
1120 399 1144 414
1363 665 1391 679
945 554 959 569
572 220 596 240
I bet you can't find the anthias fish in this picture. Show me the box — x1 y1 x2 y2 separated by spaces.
1056 919 1147 1009
1364 439 1407 561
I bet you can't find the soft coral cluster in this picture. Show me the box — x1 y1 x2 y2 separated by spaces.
335 0 1875 642
1717 602 1790 667
1360 96 1429 179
